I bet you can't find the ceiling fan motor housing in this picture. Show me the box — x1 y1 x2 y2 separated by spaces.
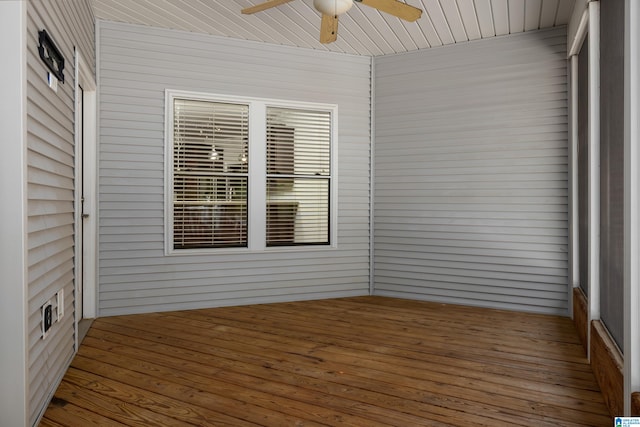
313 0 353 16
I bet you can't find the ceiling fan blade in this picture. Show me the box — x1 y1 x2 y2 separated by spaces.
320 14 339 44
241 0 295 14
358 0 422 22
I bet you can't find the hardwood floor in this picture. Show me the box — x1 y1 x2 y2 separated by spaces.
41 296 612 426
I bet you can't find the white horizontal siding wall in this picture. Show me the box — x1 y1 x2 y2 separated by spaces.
97 21 371 316
373 27 569 315
26 0 94 425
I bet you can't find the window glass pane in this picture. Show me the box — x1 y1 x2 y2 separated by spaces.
173 99 248 249
266 107 331 247
266 179 329 246
267 108 331 177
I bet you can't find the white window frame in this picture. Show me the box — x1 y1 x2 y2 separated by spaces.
164 89 338 255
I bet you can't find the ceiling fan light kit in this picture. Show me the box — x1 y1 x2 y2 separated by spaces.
313 0 353 16
241 0 423 44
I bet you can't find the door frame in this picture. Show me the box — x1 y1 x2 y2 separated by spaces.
74 49 97 348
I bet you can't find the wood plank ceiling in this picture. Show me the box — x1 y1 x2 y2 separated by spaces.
90 0 575 56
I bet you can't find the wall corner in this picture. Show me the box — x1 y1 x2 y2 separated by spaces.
0 1 29 426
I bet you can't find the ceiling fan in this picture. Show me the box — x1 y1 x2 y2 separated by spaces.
241 0 422 44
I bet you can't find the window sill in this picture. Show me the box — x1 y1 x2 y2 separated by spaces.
165 243 337 257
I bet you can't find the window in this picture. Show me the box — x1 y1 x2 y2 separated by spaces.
166 91 335 253
266 107 331 246
172 99 249 249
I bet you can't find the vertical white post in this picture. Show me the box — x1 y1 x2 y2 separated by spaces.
567 0 589 321
624 0 640 416
0 2 28 426
587 2 601 332
570 54 580 293
369 57 376 295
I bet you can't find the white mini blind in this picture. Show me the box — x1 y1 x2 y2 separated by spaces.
173 99 248 249
266 107 331 246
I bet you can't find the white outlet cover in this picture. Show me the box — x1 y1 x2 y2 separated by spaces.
56 289 64 321
47 72 58 92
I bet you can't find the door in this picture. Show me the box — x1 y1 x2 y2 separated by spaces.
74 50 96 345
77 83 85 319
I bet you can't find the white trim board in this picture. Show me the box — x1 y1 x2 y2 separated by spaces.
587 0 601 334
569 54 579 297
0 2 28 425
624 0 640 415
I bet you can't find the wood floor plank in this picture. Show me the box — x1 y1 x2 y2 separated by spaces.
50 379 195 427
38 418 66 427
166 304 597 379
42 297 612 427
237 300 587 354
210 303 592 370
286 296 584 339
165 310 603 399
60 367 253 427
289 298 586 353
80 338 440 427
121 309 606 409
78 342 391 427
42 401 125 426
86 325 502 426
71 354 319 427
93 313 609 426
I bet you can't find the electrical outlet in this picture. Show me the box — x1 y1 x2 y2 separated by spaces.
42 301 53 339
47 72 58 92
56 289 64 321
